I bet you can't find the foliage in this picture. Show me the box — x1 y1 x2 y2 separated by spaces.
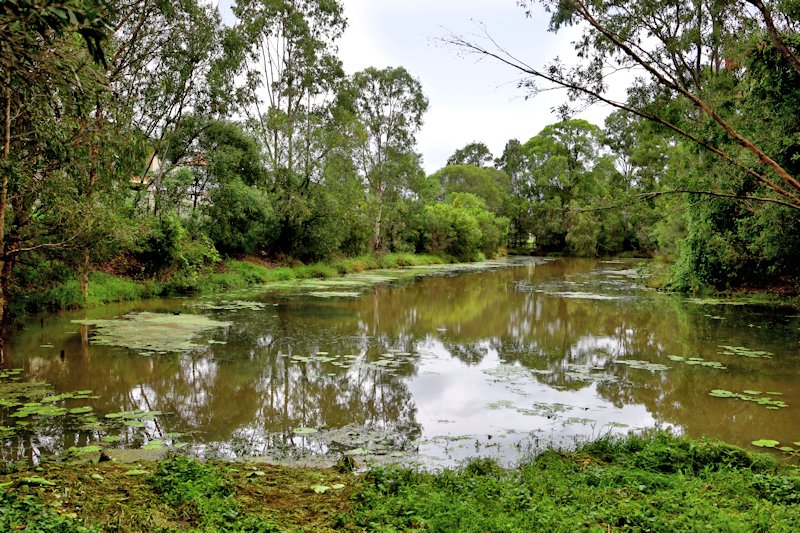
347 432 796 531
340 66 430 251
446 0 800 289
205 179 277 257
3 433 798 531
447 141 494 167
0 488 98 532
432 164 512 215
420 193 508 261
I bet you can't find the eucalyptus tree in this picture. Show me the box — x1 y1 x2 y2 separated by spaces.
231 0 347 253
340 66 429 251
431 165 512 216
106 0 231 215
496 139 534 246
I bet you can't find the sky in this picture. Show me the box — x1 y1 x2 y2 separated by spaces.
218 1 621 173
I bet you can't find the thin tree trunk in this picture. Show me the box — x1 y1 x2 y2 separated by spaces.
0 93 11 326
372 192 383 252
80 248 90 302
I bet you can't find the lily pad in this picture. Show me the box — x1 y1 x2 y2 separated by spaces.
615 359 670 372
188 300 268 311
311 485 329 493
718 345 773 359
709 389 787 409
751 439 780 448
294 427 318 435
67 445 102 456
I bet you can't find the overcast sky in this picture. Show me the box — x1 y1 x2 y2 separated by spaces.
219 1 618 173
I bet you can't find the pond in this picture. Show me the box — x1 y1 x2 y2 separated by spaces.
1 258 799 466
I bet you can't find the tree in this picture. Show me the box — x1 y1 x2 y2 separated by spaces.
444 0 800 210
431 164 512 215
232 0 347 254
340 66 429 251
520 119 606 252
447 141 494 167
0 0 112 324
107 0 230 216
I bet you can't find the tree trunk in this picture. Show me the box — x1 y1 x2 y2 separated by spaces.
80 248 90 302
0 92 11 327
372 193 383 252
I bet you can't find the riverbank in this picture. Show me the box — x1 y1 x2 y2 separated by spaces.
15 253 452 318
2 432 798 531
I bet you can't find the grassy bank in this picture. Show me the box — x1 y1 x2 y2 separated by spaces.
21 253 450 315
2 433 799 531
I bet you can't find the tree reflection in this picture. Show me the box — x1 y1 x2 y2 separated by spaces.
3 258 799 461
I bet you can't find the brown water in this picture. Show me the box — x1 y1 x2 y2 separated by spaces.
2 258 799 466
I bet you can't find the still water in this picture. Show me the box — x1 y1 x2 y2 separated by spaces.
2 258 799 466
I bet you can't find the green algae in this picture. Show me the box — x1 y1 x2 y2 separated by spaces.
72 312 232 353
187 300 269 311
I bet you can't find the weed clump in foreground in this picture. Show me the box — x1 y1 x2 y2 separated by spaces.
149 457 278 531
346 432 800 531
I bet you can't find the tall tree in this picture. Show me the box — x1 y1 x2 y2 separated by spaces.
232 0 346 254
520 119 607 253
341 66 429 251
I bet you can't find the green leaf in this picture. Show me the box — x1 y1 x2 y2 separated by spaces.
751 439 780 448
20 477 56 486
311 484 329 493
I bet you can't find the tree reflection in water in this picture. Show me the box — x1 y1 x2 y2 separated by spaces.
2 258 799 464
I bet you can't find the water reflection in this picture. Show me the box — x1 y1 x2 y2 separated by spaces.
2 258 799 465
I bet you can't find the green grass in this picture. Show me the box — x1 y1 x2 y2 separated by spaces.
346 432 800 532
35 272 161 311
1 432 799 531
21 253 454 315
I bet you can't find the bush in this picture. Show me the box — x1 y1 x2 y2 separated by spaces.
420 193 508 261
204 179 277 256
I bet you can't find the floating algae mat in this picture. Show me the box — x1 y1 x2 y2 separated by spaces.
72 312 231 353
186 300 269 311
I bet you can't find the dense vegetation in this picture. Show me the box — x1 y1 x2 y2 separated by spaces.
450 0 800 294
1 0 799 325
1 432 799 531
